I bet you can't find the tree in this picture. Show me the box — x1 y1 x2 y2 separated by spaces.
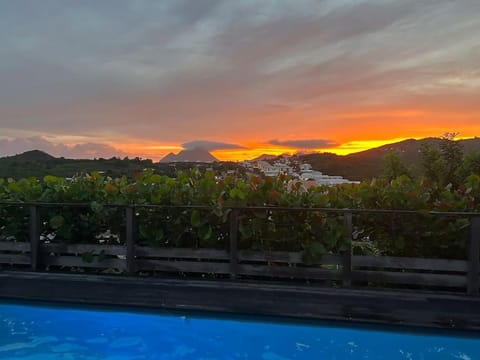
420 133 464 187
381 150 411 181
460 151 480 179
439 133 463 186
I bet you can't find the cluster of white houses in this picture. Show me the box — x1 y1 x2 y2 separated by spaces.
241 158 359 186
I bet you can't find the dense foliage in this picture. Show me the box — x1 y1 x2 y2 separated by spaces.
1 168 480 261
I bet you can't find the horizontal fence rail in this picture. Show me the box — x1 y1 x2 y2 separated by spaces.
0 203 479 295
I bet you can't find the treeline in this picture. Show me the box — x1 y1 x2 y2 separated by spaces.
0 150 244 179
382 134 480 186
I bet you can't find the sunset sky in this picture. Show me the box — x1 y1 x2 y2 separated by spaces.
1 0 480 161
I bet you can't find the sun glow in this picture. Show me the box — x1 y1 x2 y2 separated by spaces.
210 138 417 161
113 135 479 163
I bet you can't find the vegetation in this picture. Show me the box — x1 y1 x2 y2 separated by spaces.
300 136 480 181
381 150 411 181
1 165 479 261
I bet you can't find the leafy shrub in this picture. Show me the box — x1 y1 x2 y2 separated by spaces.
0 170 478 259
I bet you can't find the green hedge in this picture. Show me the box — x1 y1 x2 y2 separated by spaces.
1 170 479 260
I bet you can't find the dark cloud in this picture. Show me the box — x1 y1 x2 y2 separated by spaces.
182 140 246 151
269 139 338 149
0 136 126 159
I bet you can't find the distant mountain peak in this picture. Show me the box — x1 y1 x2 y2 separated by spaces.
159 147 218 163
2 149 56 161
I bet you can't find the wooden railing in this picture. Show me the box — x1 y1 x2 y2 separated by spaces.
0 203 479 295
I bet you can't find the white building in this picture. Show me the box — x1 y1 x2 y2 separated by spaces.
300 164 359 186
300 163 312 172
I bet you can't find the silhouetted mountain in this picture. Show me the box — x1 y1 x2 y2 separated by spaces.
160 152 177 163
5 150 56 162
159 147 218 163
458 137 480 153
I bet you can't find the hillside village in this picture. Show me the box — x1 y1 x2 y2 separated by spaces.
241 157 359 186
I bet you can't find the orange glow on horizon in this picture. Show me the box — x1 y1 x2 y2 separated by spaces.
114 136 479 162
114 137 452 162
210 138 416 161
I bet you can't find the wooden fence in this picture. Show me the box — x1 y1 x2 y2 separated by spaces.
0 203 479 295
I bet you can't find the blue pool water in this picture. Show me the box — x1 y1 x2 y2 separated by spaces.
0 302 479 359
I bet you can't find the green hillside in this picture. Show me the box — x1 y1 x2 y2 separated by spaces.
0 151 243 179
299 138 480 181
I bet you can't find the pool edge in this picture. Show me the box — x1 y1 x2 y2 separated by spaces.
1 270 480 332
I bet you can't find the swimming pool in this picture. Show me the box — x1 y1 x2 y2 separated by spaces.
1 302 479 359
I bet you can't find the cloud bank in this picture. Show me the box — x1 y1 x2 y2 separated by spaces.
269 139 338 149
182 140 246 151
0 0 479 150
0 137 126 159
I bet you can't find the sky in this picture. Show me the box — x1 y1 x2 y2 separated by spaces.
1 0 480 161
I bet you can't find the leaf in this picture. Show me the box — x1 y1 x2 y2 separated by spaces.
204 170 215 180
198 225 212 241
154 229 165 243
7 182 20 193
239 222 253 239
254 211 267 219
139 224 150 239
90 201 103 213
191 210 201 227
104 183 117 193
50 215 65 230
221 208 231 223
302 242 326 265
44 175 58 184
229 188 246 200
150 174 162 183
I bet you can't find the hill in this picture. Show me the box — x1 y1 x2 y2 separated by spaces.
4 150 56 162
0 150 241 179
159 147 217 163
0 151 151 179
299 138 480 181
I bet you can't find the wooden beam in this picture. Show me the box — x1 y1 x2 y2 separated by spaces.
353 256 468 272
135 247 229 260
0 241 31 252
239 251 342 265
353 270 466 288
43 243 126 256
0 254 31 265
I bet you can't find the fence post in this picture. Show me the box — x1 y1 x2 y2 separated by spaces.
467 216 480 295
29 205 40 271
342 212 353 287
125 206 136 275
229 208 239 279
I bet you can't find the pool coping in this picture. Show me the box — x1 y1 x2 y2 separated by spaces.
1 270 480 331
